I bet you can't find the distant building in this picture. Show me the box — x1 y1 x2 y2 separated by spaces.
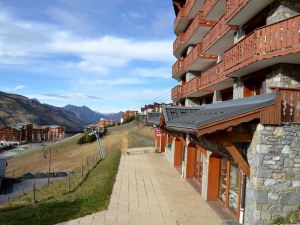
97 118 117 127
0 123 65 143
121 110 138 124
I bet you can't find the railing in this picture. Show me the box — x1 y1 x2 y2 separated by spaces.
172 59 184 76
201 61 225 87
174 11 215 54
224 16 300 71
203 0 218 18
225 0 248 21
277 88 300 124
182 77 201 96
174 8 187 31
171 85 182 99
184 44 202 69
173 34 185 54
202 15 235 51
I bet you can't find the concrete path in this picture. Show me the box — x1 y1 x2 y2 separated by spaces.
57 149 221 225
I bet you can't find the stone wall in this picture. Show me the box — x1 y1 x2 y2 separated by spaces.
201 150 211 201
265 64 300 93
245 124 300 225
233 78 244 99
267 0 300 25
165 137 175 164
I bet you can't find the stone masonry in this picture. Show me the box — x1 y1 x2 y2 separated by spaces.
245 124 300 225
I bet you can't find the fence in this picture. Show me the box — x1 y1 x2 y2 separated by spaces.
1 151 103 205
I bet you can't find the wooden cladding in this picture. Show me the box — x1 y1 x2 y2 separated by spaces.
171 61 227 100
202 15 237 52
224 16 300 72
225 0 248 22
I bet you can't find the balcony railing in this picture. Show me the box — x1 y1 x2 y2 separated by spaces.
174 7 187 31
203 0 218 18
225 16 300 72
201 61 226 88
171 85 182 100
182 77 201 96
172 59 184 77
202 15 236 52
274 87 300 124
173 12 215 55
225 0 248 22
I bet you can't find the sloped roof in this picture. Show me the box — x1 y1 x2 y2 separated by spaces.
162 94 277 133
146 112 161 125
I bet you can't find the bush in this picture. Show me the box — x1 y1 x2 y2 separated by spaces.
77 130 106 145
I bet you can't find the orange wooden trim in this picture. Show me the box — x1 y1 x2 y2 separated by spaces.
209 133 253 143
225 160 230 209
221 141 250 177
237 170 242 219
197 109 261 136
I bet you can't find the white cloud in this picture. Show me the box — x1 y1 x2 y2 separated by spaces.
13 85 27 91
131 67 171 79
79 77 146 86
0 9 173 75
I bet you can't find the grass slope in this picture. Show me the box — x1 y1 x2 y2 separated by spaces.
0 150 120 225
0 124 155 225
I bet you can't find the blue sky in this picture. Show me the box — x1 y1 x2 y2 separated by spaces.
0 0 177 113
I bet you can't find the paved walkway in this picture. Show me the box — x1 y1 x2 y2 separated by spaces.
57 149 221 225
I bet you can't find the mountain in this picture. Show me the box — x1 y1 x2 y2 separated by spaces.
63 105 122 124
0 92 84 132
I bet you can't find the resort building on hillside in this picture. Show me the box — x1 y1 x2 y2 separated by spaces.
148 1 300 224
121 110 138 124
0 123 65 143
97 118 117 127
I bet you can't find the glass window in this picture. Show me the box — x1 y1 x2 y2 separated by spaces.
218 159 227 203
229 164 239 213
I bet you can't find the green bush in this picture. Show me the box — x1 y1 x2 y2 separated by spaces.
272 205 300 224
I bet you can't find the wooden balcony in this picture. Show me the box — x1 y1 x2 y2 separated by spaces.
225 0 274 25
171 85 183 100
202 15 237 54
261 87 300 125
171 62 233 100
174 12 215 58
203 0 225 21
174 0 205 35
201 61 232 90
173 44 218 81
224 16 300 77
172 59 185 80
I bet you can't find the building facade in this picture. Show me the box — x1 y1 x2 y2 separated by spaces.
0 123 65 143
153 1 300 224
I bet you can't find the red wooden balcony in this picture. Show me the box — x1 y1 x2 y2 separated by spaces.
202 15 237 54
174 12 215 58
224 16 300 77
171 62 233 100
203 0 225 21
174 0 205 35
261 87 300 125
172 59 185 80
182 77 201 97
202 61 234 92
173 44 217 80
185 44 217 71
171 85 183 100
225 0 274 25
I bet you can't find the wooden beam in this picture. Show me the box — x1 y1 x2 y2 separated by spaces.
208 133 253 143
221 141 250 177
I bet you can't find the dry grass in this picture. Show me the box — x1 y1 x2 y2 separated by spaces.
6 125 133 177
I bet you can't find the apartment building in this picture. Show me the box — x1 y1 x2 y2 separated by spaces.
0 123 65 143
154 1 300 224
97 118 117 127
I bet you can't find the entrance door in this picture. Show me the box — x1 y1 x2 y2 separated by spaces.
194 150 204 185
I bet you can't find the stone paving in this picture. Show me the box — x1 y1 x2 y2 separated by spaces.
57 149 221 225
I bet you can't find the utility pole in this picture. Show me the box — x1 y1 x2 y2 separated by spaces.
47 147 52 186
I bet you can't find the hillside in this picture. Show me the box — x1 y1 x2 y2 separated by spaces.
63 105 122 124
0 92 84 131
